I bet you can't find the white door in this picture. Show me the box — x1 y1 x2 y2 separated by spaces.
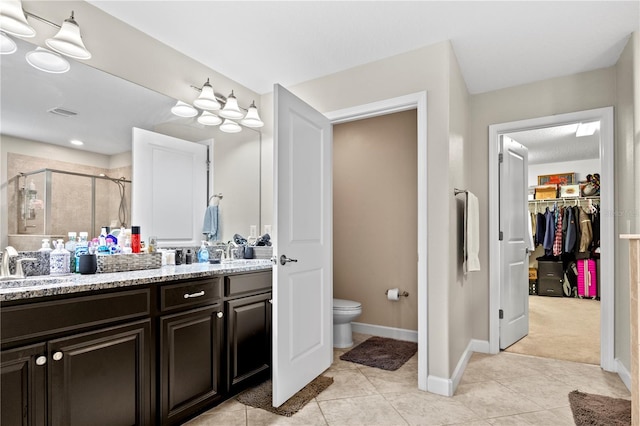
499 135 530 349
272 84 333 407
132 128 210 247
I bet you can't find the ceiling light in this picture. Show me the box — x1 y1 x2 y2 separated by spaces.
70 139 84 146
193 78 221 111
0 0 35 38
240 101 264 128
197 111 222 126
219 119 242 133
0 31 16 54
171 100 198 118
45 11 91 60
576 121 600 137
26 47 70 73
219 91 244 119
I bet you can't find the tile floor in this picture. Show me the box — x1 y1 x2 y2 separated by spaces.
185 333 630 425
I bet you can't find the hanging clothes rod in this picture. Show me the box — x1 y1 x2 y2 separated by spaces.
454 188 468 196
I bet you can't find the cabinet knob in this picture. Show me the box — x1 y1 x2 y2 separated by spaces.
35 356 47 366
216 312 224 318
52 351 63 361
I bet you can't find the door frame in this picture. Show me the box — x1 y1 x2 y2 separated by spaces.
488 106 615 372
325 91 428 390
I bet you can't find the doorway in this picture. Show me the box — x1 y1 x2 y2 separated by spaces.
326 92 429 390
503 124 602 365
488 107 615 372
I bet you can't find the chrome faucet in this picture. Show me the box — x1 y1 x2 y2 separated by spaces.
1 246 36 279
1 246 18 278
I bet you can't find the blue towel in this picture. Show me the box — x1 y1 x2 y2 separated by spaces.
202 205 219 241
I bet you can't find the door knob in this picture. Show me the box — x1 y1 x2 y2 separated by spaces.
280 255 298 266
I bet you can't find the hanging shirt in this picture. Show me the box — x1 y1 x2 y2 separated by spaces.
543 207 555 253
535 212 546 247
553 207 563 256
564 207 577 253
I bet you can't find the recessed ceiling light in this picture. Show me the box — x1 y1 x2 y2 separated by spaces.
70 139 84 146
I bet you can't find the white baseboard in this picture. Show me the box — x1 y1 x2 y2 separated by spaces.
427 339 477 397
470 339 490 353
351 322 418 342
615 358 631 391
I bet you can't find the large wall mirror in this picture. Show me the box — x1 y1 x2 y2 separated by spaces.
1 37 261 250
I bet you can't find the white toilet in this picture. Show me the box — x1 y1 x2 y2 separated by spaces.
332 298 362 348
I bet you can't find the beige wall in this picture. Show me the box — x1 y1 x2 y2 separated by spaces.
333 110 418 330
448 46 472 374
468 68 616 343
615 32 639 373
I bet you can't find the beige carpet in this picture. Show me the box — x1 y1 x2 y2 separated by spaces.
504 295 600 364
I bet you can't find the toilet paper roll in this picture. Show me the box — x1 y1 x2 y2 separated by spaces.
387 288 400 301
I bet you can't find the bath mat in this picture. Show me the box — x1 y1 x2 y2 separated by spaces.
568 390 631 426
236 376 333 417
339 336 417 371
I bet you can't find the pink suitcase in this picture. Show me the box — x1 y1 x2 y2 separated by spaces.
577 259 597 298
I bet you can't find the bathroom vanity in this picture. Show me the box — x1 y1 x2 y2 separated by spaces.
0 260 273 426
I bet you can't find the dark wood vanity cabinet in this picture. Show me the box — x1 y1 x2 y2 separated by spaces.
158 277 224 426
0 289 152 426
225 271 272 394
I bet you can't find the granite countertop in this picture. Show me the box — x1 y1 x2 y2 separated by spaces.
0 259 273 302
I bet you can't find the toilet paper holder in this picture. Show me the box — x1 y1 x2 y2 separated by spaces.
385 289 409 297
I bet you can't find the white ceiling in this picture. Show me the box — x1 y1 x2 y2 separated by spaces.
88 1 640 95
507 124 600 165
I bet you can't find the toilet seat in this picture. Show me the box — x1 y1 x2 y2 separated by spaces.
333 298 362 311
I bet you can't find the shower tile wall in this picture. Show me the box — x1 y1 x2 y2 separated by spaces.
7 153 131 249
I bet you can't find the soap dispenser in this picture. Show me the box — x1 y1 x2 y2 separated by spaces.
39 238 52 252
50 240 70 275
198 241 210 263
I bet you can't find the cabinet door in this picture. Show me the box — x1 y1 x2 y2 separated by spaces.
48 319 151 426
159 304 224 425
1 343 47 426
226 292 272 393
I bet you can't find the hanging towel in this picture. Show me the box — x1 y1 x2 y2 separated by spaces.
466 192 481 272
202 205 219 241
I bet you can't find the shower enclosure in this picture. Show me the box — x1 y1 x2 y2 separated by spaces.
9 168 131 249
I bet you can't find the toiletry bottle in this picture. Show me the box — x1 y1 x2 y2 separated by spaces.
39 238 52 252
198 241 209 263
50 240 70 275
185 249 193 264
97 228 109 254
74 232 89 273
131 226 141 253
65 232 77 272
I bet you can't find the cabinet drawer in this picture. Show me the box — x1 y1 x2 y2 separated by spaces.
537 261 563 279
1 289 151 346
160 277 222 312
538 277 564 297
225 271 272 297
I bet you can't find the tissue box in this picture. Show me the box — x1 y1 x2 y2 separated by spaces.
96 252 162 273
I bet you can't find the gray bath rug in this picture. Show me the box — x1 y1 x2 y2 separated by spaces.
339 336 417 371
568 390 631 426
236 376 333 417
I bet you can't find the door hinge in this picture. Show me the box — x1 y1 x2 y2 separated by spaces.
498 153 503 163
499 309 504 319
499 231 503 241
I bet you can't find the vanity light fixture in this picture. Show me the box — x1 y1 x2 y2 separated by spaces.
219 90 244 120
0 0 35 38
171 100 198 118
219 118 242 133
0 31 17 54
240 101 264 128
193 78 221 111
197 111 222 126
25 47 70 73
45 11 91 60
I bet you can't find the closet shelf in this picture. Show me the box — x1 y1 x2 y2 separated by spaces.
528 196 600 204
